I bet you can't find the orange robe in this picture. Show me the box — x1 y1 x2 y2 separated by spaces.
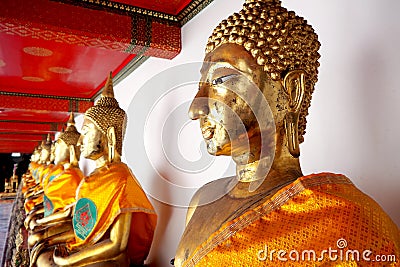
24 164 56 213
182 173 400 266
22 172 36 194
39 164 54 187
29 162 39 183
67 162 157 265
33 164 45 184
22 162 41 192
43 165 83 217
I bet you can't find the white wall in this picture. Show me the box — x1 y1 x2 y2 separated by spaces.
80 0 400 266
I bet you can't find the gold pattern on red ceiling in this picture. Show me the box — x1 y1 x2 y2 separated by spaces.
107 0 192 16
0 0 213 153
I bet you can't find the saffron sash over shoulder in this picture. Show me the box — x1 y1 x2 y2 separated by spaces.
43 166 83 217
184 173 400 267
67 162 157 265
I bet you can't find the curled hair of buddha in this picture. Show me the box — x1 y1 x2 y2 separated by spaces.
206 0 320 143
84 72 127 155
58 112 81 146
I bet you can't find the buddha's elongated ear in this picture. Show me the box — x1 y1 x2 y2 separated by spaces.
107 127 116 163
283 70 305 158
69 145 78 168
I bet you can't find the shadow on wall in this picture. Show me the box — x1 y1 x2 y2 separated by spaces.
147 170 173 267
353 39 400 224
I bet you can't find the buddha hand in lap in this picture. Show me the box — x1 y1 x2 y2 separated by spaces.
40 73 157 267
175 0 399 266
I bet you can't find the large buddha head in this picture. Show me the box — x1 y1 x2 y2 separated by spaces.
54 112 81 165
80 73 126 163
189 0 320 166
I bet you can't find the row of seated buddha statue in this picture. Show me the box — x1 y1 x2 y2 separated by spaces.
20 74 157 266
18 0 399 266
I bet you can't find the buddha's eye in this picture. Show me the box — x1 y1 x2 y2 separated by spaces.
211 74 237 85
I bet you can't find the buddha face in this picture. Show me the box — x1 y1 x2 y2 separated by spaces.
189 43 279 164
79 118 106 160
31 150 39 162
39 146 51 163
54 139 69 165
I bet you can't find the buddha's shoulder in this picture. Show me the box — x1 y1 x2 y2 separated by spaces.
109 162 131 175
189 177 234 207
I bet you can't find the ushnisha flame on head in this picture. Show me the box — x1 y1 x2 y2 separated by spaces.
84 72 127 155
206 0 320 143
41 133 52 151
58 112 81 146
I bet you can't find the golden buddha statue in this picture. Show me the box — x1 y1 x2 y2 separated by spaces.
9 164 19 192
175 0 400 266
4 177 11 193
37 73 157 267
25 145 43 192
41 113 83 203
29 113 84 265
24 135 54 217
22 146 41 195
28 113 83 251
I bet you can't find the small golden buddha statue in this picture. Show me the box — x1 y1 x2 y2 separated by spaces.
24 135 54 217
22 146 41 195
4 178 11 193
38 73 157 267
10 164 19 192
41 112 82 204
29 113 84 264
25 145 44 195
39 134 54 166
4 164 17 193
175 0 399 266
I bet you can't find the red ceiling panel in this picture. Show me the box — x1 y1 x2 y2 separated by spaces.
0 32 136 99
0 109 69 123
0 94 93 122
0 121 62 134
0 133 53 142
113 0 192 15
0 0 212 153
1 0 133 44
0 141 42 153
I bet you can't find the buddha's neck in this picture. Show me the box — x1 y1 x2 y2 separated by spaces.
230 144 303 198
235 156 272 183
94 155 108 169
56 159 68 167
63 161 79 169
94 154 121 169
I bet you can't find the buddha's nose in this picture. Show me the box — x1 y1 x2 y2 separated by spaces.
188 88 209 120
